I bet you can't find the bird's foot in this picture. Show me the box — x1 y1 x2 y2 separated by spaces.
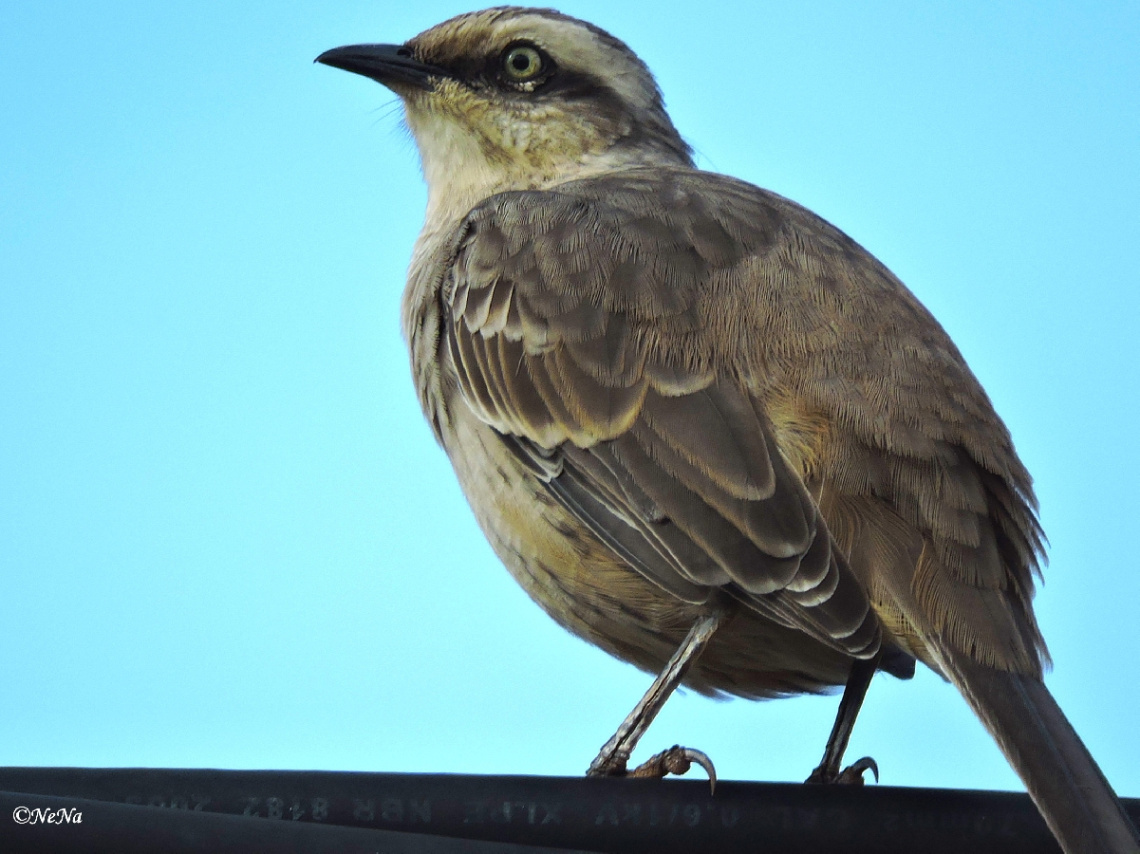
630 745 717 791
805 755 878 785
589 744 717 792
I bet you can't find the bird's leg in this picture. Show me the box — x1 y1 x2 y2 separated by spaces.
587 612 722 785
806 649 882 785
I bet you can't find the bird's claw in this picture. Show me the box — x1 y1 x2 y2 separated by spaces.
628 745 718 792
589 744 718 793
806 755 879 786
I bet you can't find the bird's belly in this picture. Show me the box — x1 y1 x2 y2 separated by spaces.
442 404 851 698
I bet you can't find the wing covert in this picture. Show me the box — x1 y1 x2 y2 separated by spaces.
440 176 881 659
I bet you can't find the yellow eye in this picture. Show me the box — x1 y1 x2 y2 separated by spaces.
502 45 544 81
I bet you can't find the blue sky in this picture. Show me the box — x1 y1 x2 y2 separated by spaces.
2 1 1138 799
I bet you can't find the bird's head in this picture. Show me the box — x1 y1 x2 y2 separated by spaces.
318 7 692 219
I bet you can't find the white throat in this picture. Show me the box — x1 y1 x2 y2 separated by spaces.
407 106 684 232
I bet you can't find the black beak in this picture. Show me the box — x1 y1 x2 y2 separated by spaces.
315 44 446 91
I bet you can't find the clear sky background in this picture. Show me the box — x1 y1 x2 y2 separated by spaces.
3 1 1138 801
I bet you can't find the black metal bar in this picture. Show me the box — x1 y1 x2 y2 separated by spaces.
2 767 1138 853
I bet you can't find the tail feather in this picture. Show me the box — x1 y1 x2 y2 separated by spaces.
945 653 1139 854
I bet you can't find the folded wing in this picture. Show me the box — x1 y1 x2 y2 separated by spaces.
441 176 880 659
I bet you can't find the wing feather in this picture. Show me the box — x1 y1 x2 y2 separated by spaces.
441 173 884 659
438 165 1047 669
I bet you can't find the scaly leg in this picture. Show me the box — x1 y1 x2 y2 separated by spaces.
806 649 882 785
587 613 722 785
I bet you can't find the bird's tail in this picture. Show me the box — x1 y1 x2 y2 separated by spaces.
943 652 1139 853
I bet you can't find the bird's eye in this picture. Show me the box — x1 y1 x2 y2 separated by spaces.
501 45 545 81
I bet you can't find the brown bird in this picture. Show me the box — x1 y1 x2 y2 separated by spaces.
316 8 1139 852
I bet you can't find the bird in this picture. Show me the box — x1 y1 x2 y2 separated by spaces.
315 7 1139 852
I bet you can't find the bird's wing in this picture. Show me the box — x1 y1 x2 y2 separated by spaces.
498 167 1049 677
439 170 881 659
